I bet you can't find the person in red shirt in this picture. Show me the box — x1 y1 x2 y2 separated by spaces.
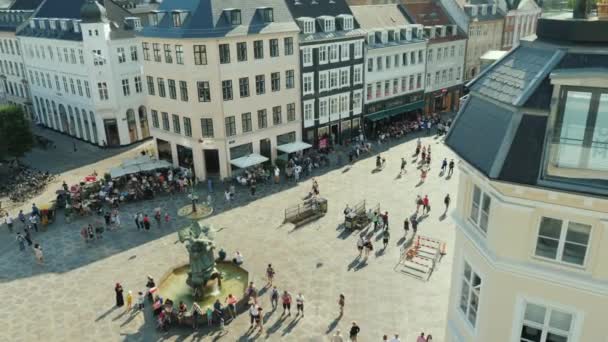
281 291 292 316
423 195 430 215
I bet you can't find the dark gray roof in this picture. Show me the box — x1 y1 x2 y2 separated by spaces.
469 44 565 106
445 96 514 176
286 0 358 26
140 0 299 39
8 0 43 10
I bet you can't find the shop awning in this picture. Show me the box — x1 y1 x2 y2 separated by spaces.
230 153 269 169
110 157 173 178
276 141 313 154
365 100 425 122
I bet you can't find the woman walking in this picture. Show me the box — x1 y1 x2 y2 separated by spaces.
338 294 345 316
16 232 26 252
296 292 304 316
33 243 44 264
115 283 124 307
281 290 292 316
266 264 275 286
126 291 133 311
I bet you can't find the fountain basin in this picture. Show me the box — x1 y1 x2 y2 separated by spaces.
158 261 249 311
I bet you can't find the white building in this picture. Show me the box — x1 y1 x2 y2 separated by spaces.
349 4 427 132
499 0 541 50
139 0 302 180
18 0 149 146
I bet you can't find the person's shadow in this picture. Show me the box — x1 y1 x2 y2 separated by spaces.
325 315 342 334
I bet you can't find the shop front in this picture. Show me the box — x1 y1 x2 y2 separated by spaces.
424 85 462 115
363 92 425 136
156 138 173 164
305 118 360 150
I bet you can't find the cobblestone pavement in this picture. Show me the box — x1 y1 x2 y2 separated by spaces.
0 132 458 342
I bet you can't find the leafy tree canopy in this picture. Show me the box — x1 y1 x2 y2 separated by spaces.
0 105 33 160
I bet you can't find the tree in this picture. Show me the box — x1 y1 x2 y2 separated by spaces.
0 105 34 161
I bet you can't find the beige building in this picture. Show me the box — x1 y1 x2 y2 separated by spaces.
444 14 608 342
462 2 504 80
139 0 302 180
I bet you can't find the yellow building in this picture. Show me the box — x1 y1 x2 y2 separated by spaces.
444 11 608 342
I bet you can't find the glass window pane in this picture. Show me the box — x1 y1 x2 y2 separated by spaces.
524 303 546 325
472 274 481 288
556 91 591 168
565 222 590 245
464 262 472 280
546 333 568 342
562 242 587 265
549 310 572 332
459 281 469 313
539 217 562 238
535 237 559 259
520 325 543 342
590 94 608 171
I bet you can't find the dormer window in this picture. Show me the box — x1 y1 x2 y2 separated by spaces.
60 20 67 31
367 33 374 45
336 14 353 31
260 8 273 22
229 9 241 25
150 11 165 26
73 20 80 33
49 19 56 30
388 30 395 42
298 17 315 34
29 19 34 29
172 12 182 27
324 18 335 32
38 19 46 30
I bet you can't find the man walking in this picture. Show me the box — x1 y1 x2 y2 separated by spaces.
400 158 407 175
444 194 451 214
441 158 448 173
134 213 141 230
29 214 39 232
349 322 361 342
18 210 26 226
422 195 430 215
448 159 455 176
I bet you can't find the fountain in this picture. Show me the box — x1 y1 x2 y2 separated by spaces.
177 185 213 219
158 221 248 310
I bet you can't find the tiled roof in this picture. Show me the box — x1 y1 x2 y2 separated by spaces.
470 45 564 106
401 1 452 26
9 0 43 10
349 4 411 29
300 28 366 43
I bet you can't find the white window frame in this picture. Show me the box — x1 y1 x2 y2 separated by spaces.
324 18 335 32
469 184 491 234
516 300 577 342
352 89 363 114
459 259 482 330
354 41 363 59
533 217 591 267
329 44 339 63
339 93 349 115
302 73 314 95
343 17 353 31
303 99 314 121
353 64 363 85
318 71 329 92
329 70 338 90
302 47 312 67
340 42 350 61
319 98 328 120
318 45 328 64
339 67 349 88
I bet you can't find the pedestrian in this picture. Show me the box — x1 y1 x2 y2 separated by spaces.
363 238 373 258
444 194 451 213
33 243 44 264
331 329 344 342
126 290 133 311
250 179 256 197
224 189 231 203
415 195 423 214
382 229 390 249
400 158 407 175
417 332 426 342
296 292 304 316
270 286 279 310
382 211 389 230
133 213 140 230
245 281 257 302
448 159 455 176
207 178 213 194
420 168 427 183
338 294 345 315
441 158 448 173
192 302 202 329
29 214 38 232
137 291 145 310
137 212 144 229
16 232 26 251
423 195 430 215
349 321 361 342
411 217 418 235
403 219 409 238
266 264 275 286
23 227 33 246
115 283 124 307
357 236 364 257
87 224 95 241
282 290 292 316
248 302 258 328
206 306 214 326
164 213 170 225
104 211 111 227
274 166 280 184
114 211 121 228
80 226 88 243
255 306 264 331
18 210 25 226
383 335 388 342
154 209 161 227
5 213 13 233
390 333 401 342
225 293 238 319
145 276 155 301
143 214 151 230
31 203 40 217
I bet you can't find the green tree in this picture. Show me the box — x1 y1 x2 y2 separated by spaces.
0 105 34 161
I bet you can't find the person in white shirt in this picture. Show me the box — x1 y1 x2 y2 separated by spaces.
5 214 13 233
296 293 304 316
274 166 280 184
233 251 244 265
389 334 401 342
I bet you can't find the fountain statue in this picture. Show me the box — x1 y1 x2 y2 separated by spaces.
177 221 221 300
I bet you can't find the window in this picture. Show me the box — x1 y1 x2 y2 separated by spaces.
194 45 207 65
386 55 391 69
319 99 328 119
172 114 181 134
122 78 130 96
340 68 349 87
303 73 313 95
255 75 265 95
393 79 399 94
329 44 338 62
375 82 382 98
418 50 423 63
411 75 416 90
376 56 383 71
426 73 431 86
229 9 241 25
254 40 264 59
303 101 313 121
168 79 177 99
179 80 188 101
535 217 591 266
77 79 83 96
257 109 267 129
457 67 462 80
459 261 482 327
151 110 159 128
262 8 273 22
339 95 348 114
367 58 373 72
353 41 362 58
130 46 138 61
272 106 282 125
153 43 161 62
234 77 249 98
219 44 230 64
401 77 407 92
271 72 280 92
442 70 447 83
329 71 338 89
225 116 236 136
161 112 169 130
117 47 126 63
449 69 454 81
222 80 233 101
324 18 335 32
284 37 293 55
302 19 315 34
237 42 247 62
147 76 155 95
173 12 182 27
241 112 252 132
450 46 455 57
367 84 373 100
319 45 328 64
428 49 433 63
330 97 338 116
183 117 192 137
98 82 108 100
286 70 295 89
319 72 328 92
135 76 143 93
520 302 575 342
175 45 184 64
158 78 166 97
197 81 211 102
353 90 362 112
287 103 296 121
201 118 214 137
435 72 440 84
437 47 442 61
270 39 279 57
302 47 312 66
163 44 173 63
70 48 76 64
340 43 349 61
343 17 354 30
85 81 91 98
384 80 390 96
470 185 491 233
143 42 150 60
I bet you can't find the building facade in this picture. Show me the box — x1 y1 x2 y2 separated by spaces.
140 0 302 180
402 0 467 114
17 0 149 147
499 0 541 50
0 0 42 119
350 4 427 135
285 0 365 147
444 14 608 342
